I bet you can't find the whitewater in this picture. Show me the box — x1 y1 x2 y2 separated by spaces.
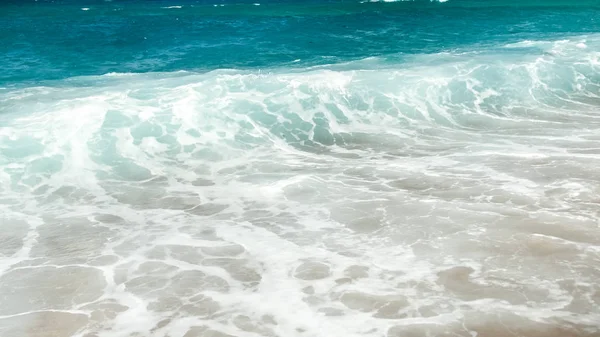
1 1 600 337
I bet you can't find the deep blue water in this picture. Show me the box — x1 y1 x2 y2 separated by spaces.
1 0 599 85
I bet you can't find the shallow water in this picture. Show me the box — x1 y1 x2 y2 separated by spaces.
1 1 600 337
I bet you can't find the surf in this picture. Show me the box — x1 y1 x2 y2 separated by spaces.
1 2 600 336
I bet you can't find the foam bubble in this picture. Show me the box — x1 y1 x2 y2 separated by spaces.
1 34 600 337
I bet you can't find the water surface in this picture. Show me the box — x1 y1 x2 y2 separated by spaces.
1 1 600 336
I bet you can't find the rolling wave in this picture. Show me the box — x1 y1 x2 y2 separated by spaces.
0 34 599 337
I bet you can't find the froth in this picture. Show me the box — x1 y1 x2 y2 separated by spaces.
0 35 600 337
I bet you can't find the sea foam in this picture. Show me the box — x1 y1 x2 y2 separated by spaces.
0 36 599 337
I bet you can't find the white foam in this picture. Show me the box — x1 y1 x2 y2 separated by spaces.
1 34 600 337
504 40 545 49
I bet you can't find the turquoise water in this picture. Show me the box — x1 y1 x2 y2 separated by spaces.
2 0 599 85
1 1 600 337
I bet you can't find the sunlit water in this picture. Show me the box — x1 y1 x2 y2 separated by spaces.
1 1 600 337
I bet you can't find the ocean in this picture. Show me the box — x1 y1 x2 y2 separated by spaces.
1 0 600 336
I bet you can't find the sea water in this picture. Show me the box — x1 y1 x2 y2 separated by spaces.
1 1 600 336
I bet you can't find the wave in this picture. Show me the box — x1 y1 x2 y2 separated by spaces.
0 35 598 163
1 34 599 337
